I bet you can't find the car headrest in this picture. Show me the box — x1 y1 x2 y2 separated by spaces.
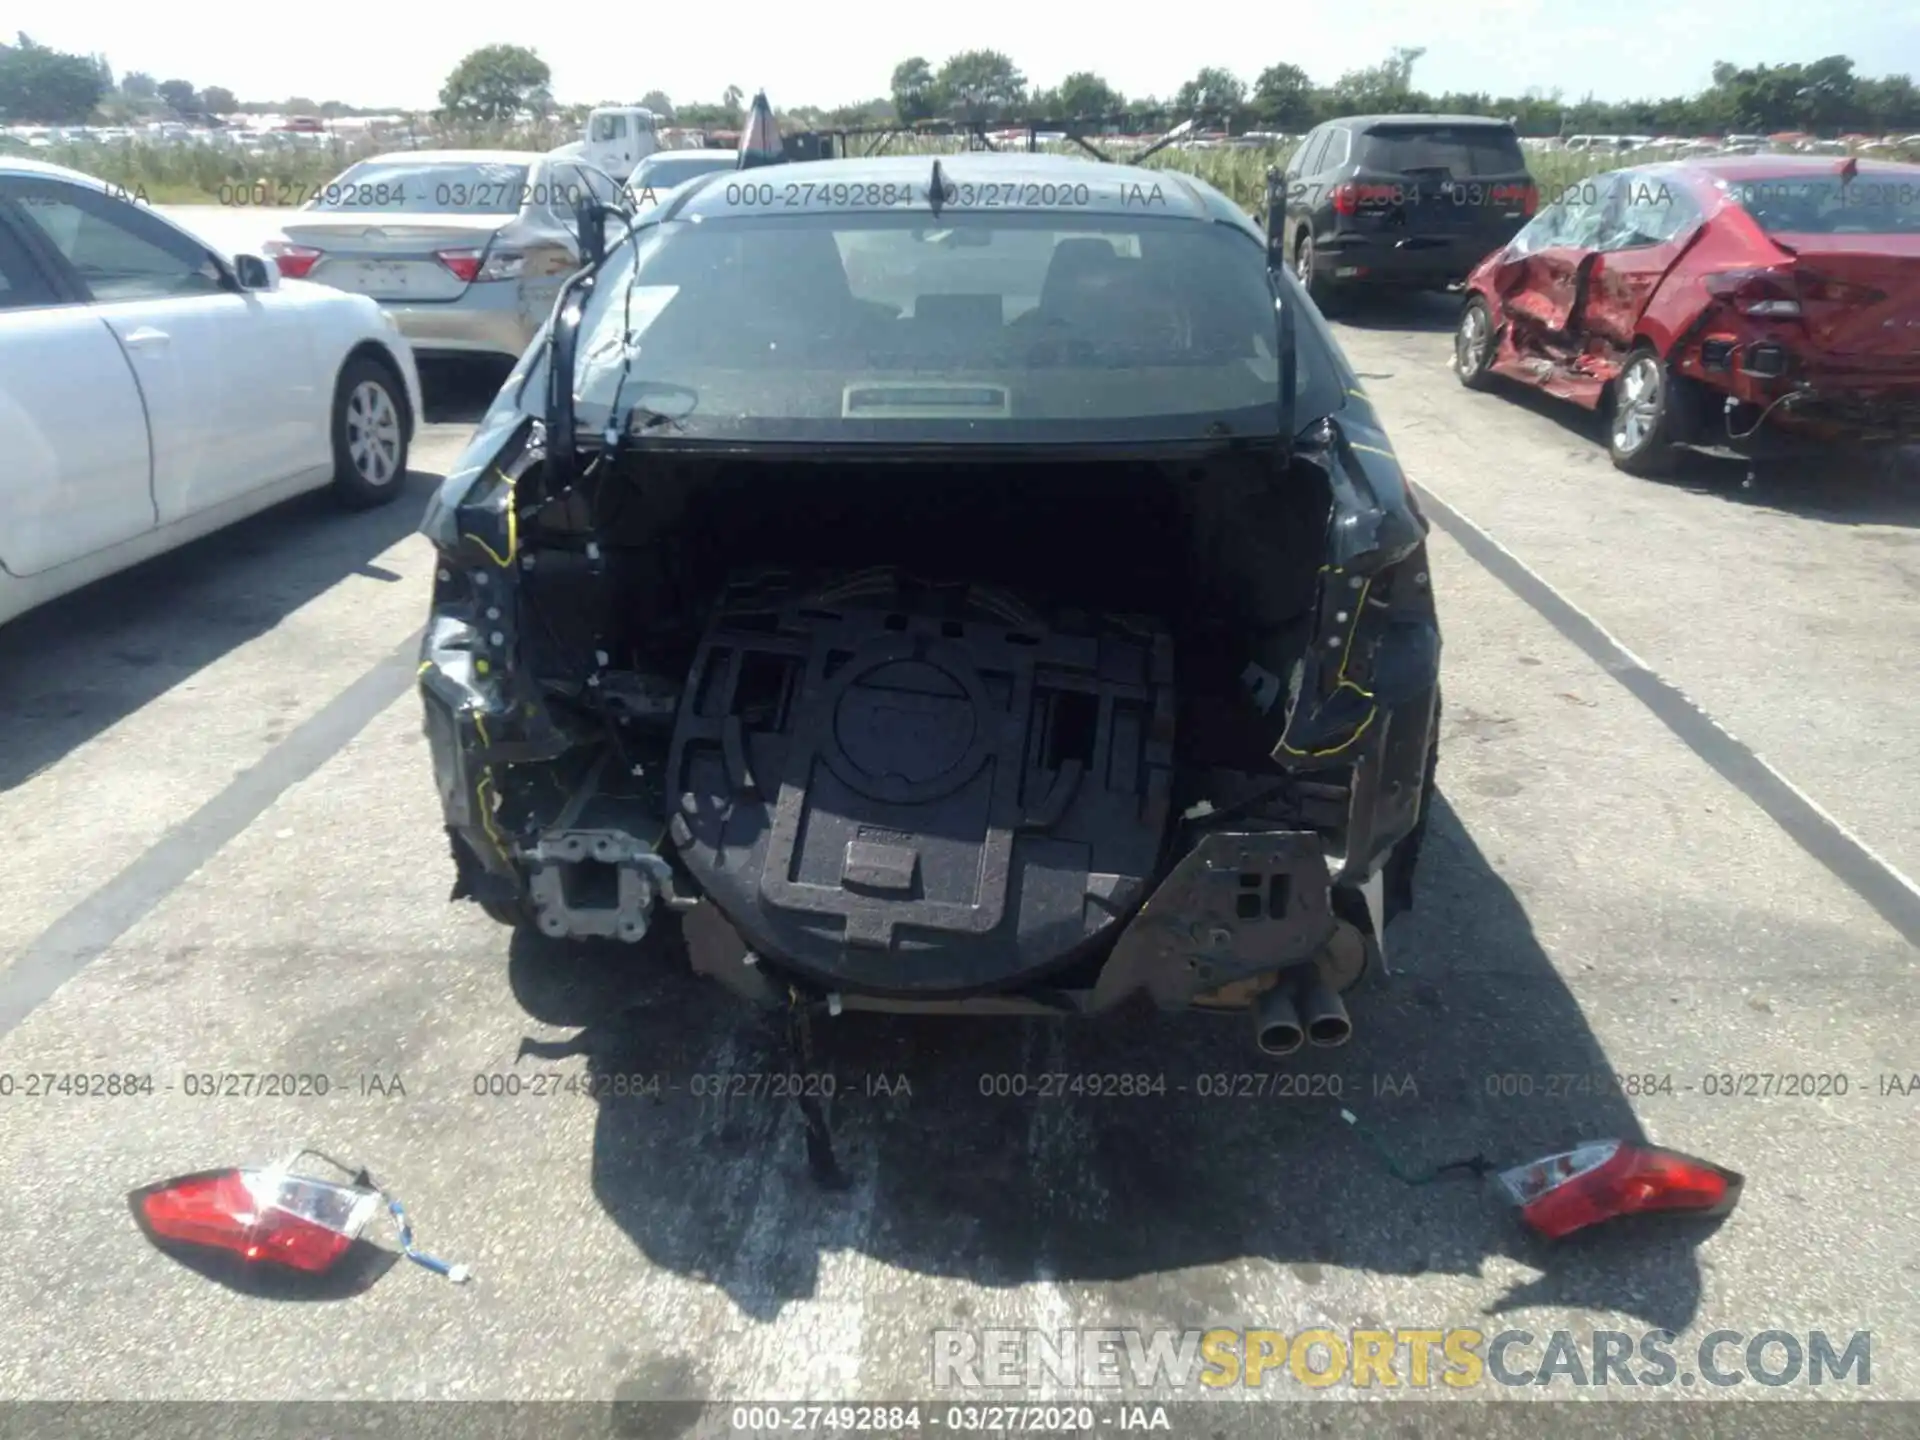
736 228 854 305
1038 238 1128 313
912 293 1002 328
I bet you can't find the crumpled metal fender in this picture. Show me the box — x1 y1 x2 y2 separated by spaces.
416 410 586 893
1274 403 1442 887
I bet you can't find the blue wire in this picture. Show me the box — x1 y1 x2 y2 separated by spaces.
387 1196 472 1283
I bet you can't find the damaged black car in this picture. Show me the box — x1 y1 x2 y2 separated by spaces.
417 151 1442 1059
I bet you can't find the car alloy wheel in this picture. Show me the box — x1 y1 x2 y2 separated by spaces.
1454 301 1494 388
1607 349 1678 477
1612 355 1663 456
1296 235 1314 289
346 379 403 489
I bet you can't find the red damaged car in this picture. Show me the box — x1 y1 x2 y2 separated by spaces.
1453 155 1920 473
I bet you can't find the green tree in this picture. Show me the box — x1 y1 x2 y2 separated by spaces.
1795 55 1858 130
157 78 196 113
722 84 743 116
1175 66 1246 116
936 49 1026 121
1855 73 1920 131
439 43 552 122
119 70 156 100
1250 62 1313 128
891 57 937 123
0 35 105 123
199 85 237 115
1055 71 1124 117
1329 47 1426 113
1387 46 1426 91
639 89 673 118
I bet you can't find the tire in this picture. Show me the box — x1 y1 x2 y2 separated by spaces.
1607 346 1679 477
479 896 531 929
1294 230 1339 312
329 354 410 509
1453 298 1497 390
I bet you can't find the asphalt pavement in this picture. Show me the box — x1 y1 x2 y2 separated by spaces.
0 214 1914 1433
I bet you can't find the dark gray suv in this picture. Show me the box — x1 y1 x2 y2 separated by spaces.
1269 114 1537 307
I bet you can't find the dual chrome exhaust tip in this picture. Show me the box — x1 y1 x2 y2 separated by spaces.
1253 972 1352 1056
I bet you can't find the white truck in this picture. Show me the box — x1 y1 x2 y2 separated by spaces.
551 105 663 182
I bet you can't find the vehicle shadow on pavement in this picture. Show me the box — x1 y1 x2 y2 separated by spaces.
0 363 509 795
506 793 1710 1337
420 357 515 427
0 472 435 795
1327 292 1463 334
1708 449 1920 530
1471 375 1920 528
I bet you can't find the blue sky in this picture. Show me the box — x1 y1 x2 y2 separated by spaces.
25 0 1920 112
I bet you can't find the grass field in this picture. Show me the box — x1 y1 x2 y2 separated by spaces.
16 131 1668 215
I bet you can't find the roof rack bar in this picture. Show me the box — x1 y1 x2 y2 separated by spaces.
779 108 1232 166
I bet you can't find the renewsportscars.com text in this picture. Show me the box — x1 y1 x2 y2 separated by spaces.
930 1327 1872 1390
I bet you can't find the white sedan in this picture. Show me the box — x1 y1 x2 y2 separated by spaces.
0 158 423 630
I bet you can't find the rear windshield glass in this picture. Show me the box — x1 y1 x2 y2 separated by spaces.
1724 174 1920 235
304 161 531 213
631 154 737 190
1359 125 1526 177
569 209 1332 444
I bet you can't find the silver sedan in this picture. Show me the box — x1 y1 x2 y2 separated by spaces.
264 149 629 362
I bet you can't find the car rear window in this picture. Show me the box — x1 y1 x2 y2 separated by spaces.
1358 125 1527 178
632 155 737 190
1725 174 1920 235
305 161 531 213
567 209 1340 444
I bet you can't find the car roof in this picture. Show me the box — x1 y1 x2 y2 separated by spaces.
0 156 119 189
1333 114 1518 130
360 149 541 166
1662 153 1920 182
666 151 1258 235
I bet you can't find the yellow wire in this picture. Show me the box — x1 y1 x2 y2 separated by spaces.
1280 575 1380 760
471 712 510 862
468 467 519 569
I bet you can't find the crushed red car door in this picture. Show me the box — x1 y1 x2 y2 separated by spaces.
1577 171 1708 364
1499 242 1584 332
1492 173 1620 338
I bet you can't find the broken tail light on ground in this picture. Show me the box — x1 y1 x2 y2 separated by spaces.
1498 1140 1744 1240
131 1166 378 1273
130 1151 470 1282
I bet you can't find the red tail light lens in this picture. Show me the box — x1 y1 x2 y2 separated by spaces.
1704 267 1801 317
1331 182 1359 216
131 1167 379 1273
262 241 322 279
1489 183 1536 214
435 248 484 283
1499 1141 1744 1240
435 247 526 283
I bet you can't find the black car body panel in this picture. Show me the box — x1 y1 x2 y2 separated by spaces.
418 152 1441 1029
